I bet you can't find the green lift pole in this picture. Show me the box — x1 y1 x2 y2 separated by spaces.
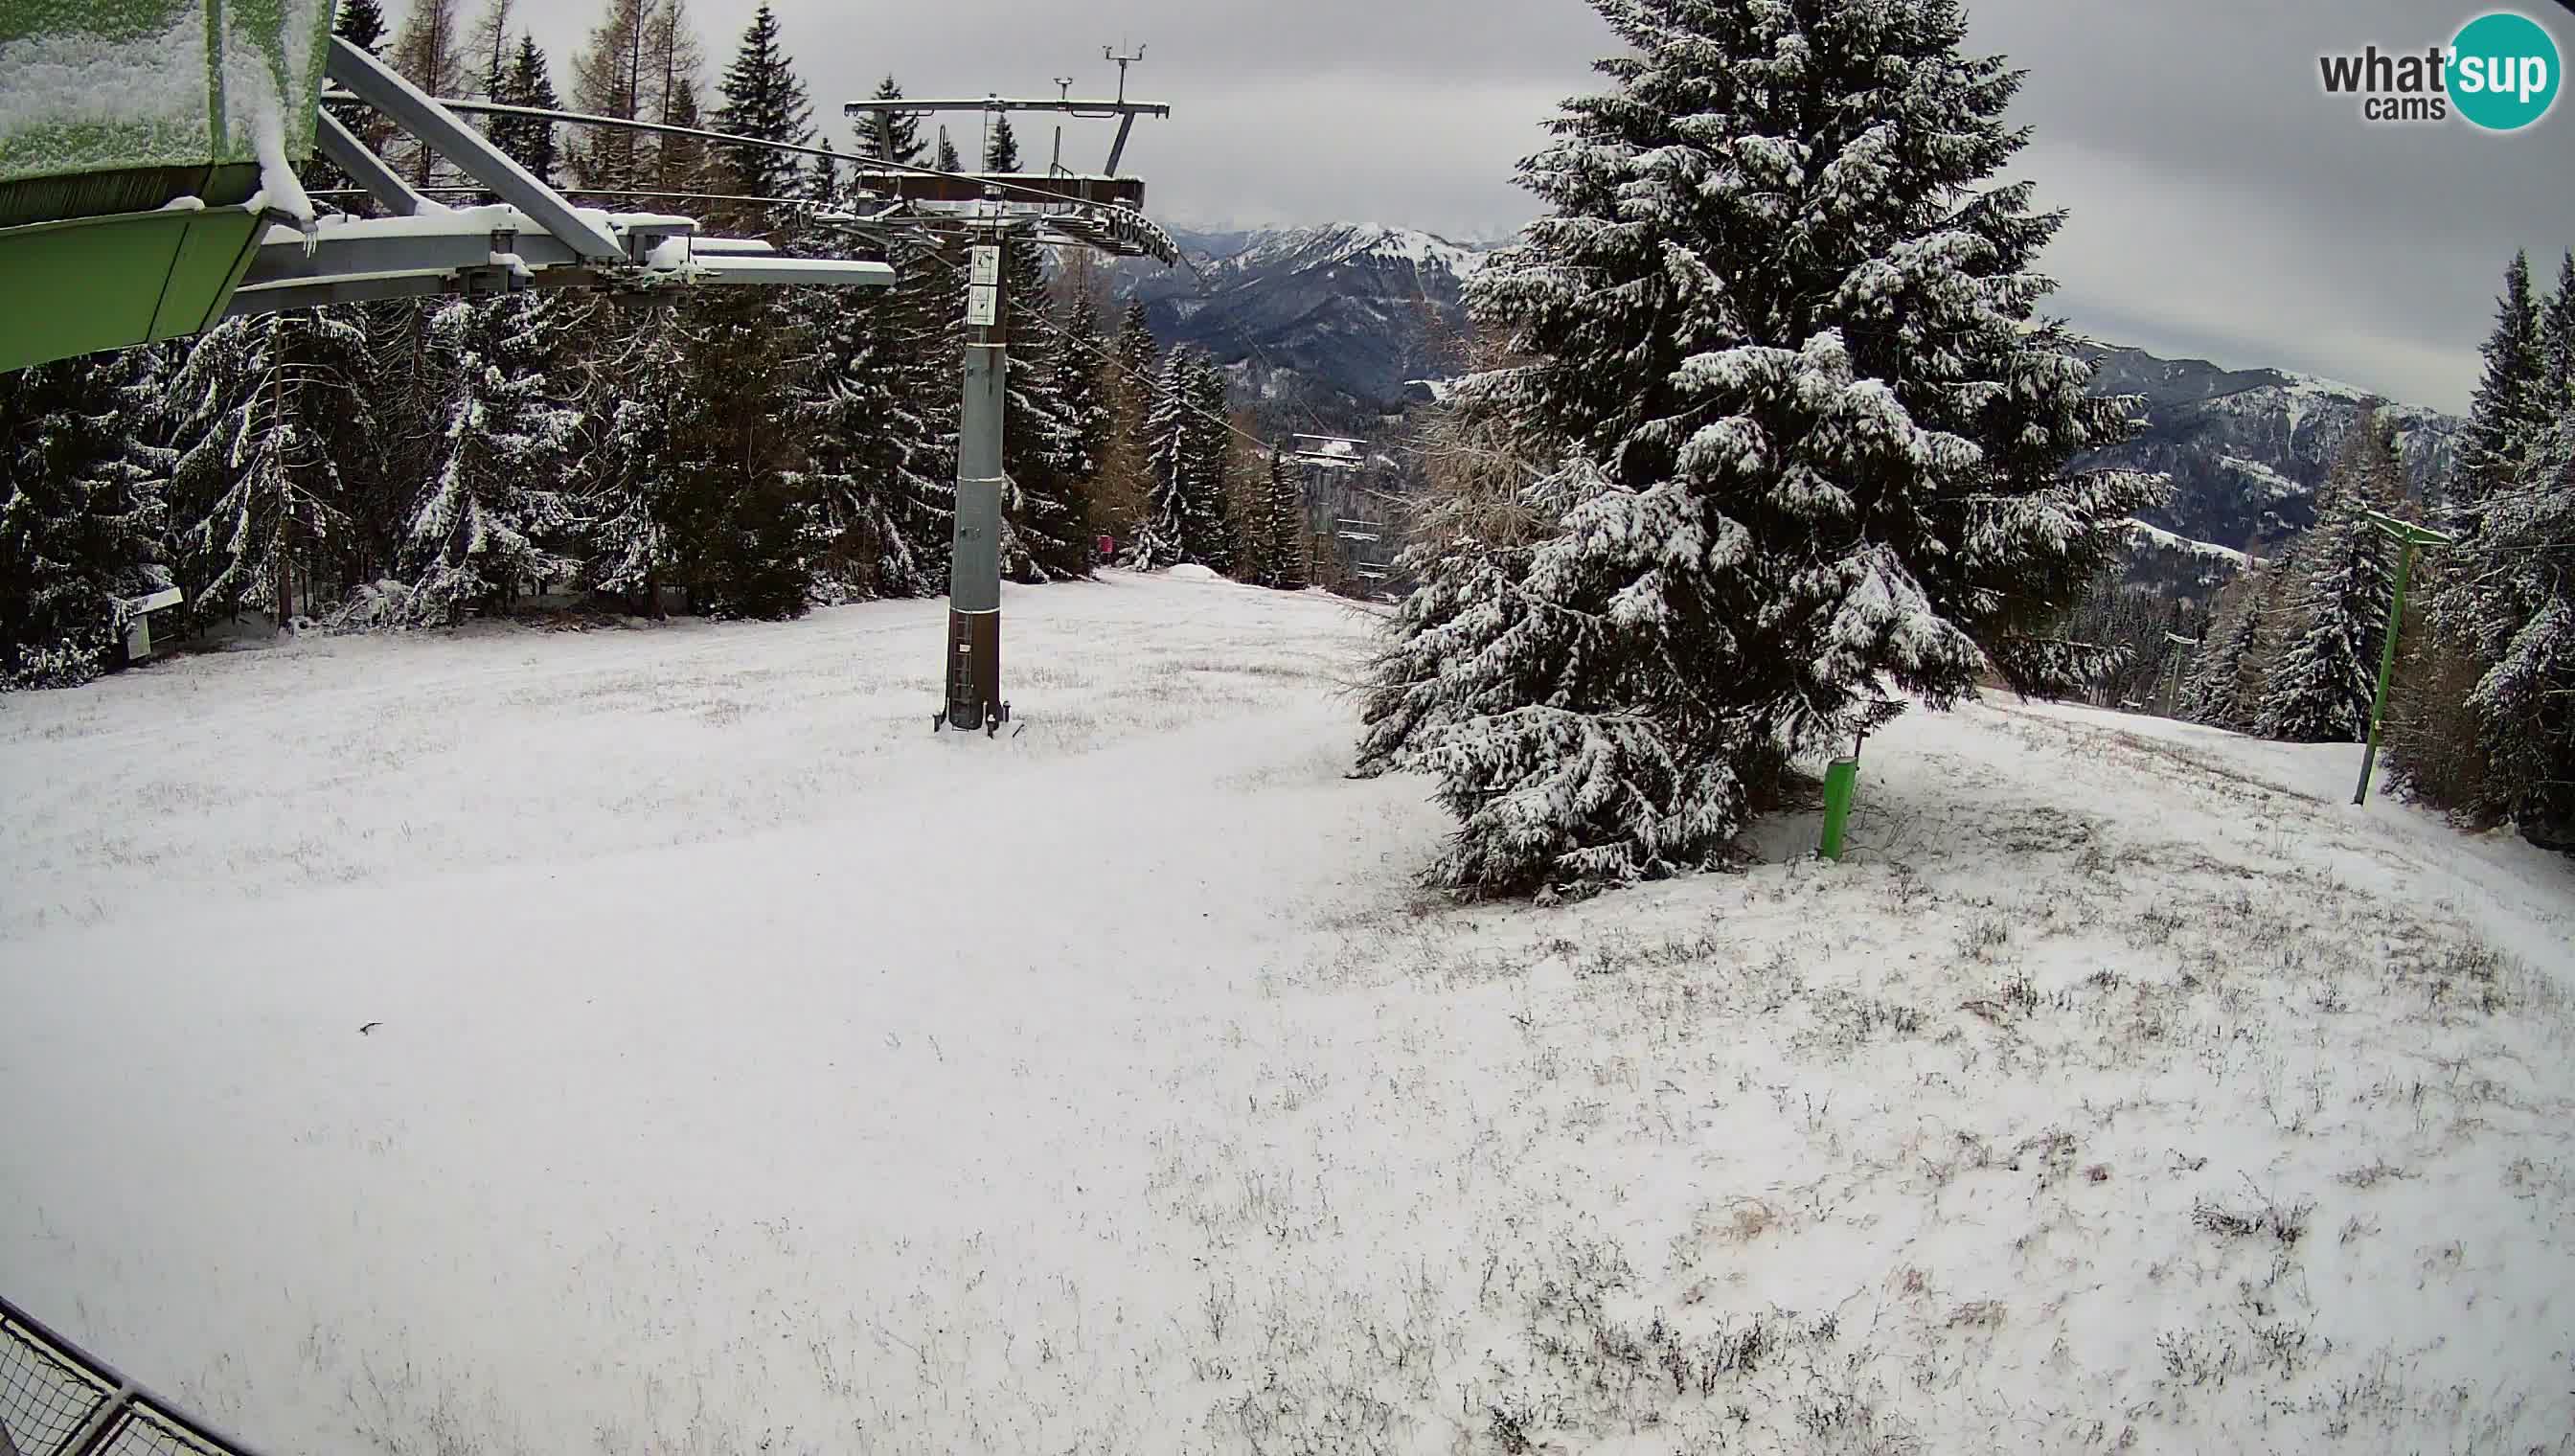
2353 511 2456 808
1819 733 1864 861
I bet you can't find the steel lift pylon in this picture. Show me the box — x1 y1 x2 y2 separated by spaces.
840 78 1178 739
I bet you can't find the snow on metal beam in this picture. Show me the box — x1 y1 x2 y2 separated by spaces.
688 256 896 287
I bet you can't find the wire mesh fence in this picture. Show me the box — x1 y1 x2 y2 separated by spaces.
0 1297 263 1456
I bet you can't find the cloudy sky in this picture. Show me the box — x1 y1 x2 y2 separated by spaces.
510 0 2575 412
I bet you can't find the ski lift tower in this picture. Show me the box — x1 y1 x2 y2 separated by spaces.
843 65 1177 738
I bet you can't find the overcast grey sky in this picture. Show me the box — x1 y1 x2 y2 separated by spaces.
510 0 2573 412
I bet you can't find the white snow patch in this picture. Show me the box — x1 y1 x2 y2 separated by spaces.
0 9 210 172
2221 453 2304 499
2126 518 2251 567
1166 562 1222 581
1 579 2568 1455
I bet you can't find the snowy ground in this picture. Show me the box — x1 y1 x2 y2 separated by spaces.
3 572 2572 1456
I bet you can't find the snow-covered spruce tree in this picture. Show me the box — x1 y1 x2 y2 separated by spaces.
0 348 172 687
2456 373 2575 837
403 295 581 625
1185 355 1240 576
1132 349 1233 570
2401 252 2568 823
1059 289 1114 504
1354 0 2155 895
1262 448 1310 590
2255 417 2401 742
833 75 956 587
668 278 816 619
2541 251 2575 406
2445 252 2550 546
983 117 1091 582
165 309 372 626
1125 349 1190 570
2183 566 2266 729
791 244 947 600
581 301 699 613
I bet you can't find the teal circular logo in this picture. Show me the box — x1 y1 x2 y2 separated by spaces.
2450 11 2561 131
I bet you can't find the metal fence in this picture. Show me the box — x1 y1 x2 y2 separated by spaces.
1 1295 266 1456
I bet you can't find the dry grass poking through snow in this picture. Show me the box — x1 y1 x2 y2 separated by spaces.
2 576 2571 1455
1222 699 2575 1455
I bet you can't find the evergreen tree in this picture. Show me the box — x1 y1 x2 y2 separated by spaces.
2542 252 2575 413
792 282 946 599
165 311 372 626
712 3 813 207
403 296 581 624
933 128 963 173
1132 350 1236 570
801 137 841 206
677 278 818 618
1059 289 1113 489
1263 448 1310 590
1353 0 2155 895
655 78 712 196
2256 418 2400 742
2449 252 2549 541
1186 361 1240 576
980 117 1090 581
487 35 562 184
2455 370 2575 835
338 0 389 50
2184 567 2265 729
0 350 171 686
581 303 700 613
854 76 925 167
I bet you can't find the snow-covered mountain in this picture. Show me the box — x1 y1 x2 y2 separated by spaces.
1120 223 1499 419
1117 225 2466 579
2078 345 2465 559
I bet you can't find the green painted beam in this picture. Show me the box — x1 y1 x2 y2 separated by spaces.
0 205 263 374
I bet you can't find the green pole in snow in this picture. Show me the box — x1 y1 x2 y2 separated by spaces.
2353 512 2454 808
1820 757 1859 861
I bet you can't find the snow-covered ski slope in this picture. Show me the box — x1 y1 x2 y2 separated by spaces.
3 571 2570 1455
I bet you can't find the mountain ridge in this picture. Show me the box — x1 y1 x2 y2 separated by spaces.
1114 223 2467 582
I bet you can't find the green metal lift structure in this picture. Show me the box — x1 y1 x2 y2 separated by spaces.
0 0 902 378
